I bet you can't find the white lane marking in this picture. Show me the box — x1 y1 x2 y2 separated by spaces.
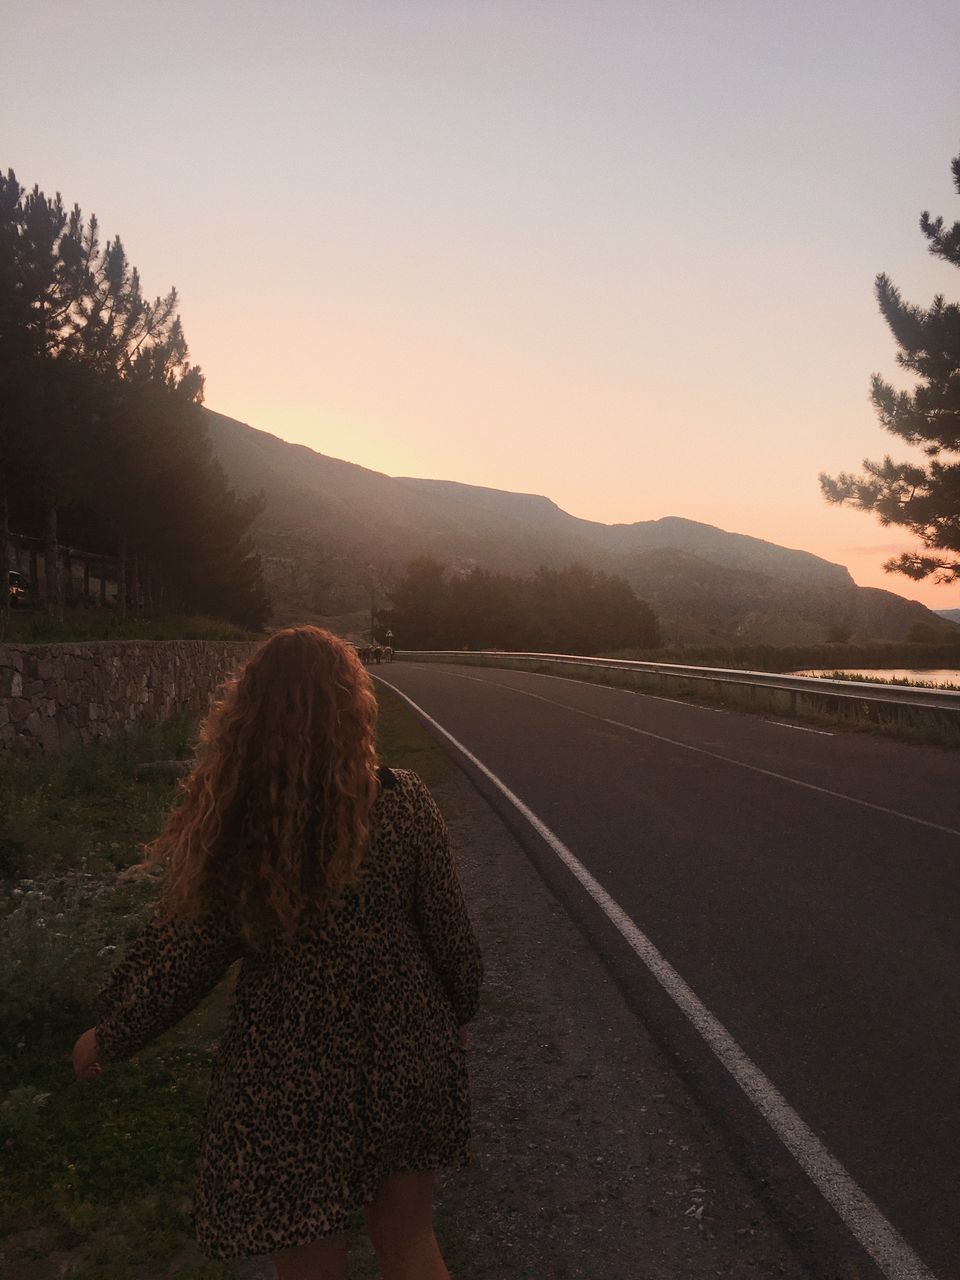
765 721 835 736
413 666 960 839
625 691 725 712
480 665 729 712
375 675 938 1280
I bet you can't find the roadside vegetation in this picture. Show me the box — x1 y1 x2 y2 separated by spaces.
0 613 257 645
0 689 453 1280
380 555 661 654
811 670 960 692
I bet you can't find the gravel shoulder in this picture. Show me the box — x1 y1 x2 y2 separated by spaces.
430 763 810 1279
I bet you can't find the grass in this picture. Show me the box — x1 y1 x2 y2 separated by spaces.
811 669 960 691
0 711 196 883
0 612 259 644
0 713 213 1277
374 681 453 788
0 685 456 1279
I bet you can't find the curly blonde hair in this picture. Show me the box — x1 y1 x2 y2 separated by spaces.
143 626 379 949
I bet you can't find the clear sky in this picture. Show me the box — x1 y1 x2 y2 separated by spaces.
5 1 960 607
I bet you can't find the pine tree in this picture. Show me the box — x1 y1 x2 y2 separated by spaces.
0 168 269 628
820 148 960 585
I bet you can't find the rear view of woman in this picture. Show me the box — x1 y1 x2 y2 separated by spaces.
72 626 483 1280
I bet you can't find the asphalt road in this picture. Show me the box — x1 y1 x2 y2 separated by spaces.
374 661 960 1280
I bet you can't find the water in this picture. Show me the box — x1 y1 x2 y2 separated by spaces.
795 668 960 687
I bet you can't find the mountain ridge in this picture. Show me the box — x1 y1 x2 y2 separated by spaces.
203 408 950 643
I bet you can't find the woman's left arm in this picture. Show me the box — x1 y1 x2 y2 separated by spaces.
74 904 241 1077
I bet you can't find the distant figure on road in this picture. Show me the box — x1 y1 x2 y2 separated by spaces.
73 625 482 1280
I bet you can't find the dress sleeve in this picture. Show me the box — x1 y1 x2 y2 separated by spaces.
411 776 483 1025
94 901 241 1064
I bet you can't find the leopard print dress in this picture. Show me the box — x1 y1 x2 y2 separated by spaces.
94 767 483 1260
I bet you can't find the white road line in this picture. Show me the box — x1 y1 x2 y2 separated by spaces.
477 664 729 711
375 675 938 1280
416 666 960 839
765 721 835 736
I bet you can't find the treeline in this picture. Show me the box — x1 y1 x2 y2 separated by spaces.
0 170 269 628
379 558 661 653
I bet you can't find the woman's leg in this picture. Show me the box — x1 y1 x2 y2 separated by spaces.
272 1232 349 1280
362 1171 450 1280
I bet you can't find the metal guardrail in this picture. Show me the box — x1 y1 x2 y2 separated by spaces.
395 650 960 713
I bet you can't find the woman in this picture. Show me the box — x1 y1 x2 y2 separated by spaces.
72 626 483 1280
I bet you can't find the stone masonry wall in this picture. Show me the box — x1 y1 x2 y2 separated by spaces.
0 640 260 758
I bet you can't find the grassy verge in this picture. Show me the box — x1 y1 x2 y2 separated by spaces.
0 687 456 1280
811 669 960 691
0 613 258 644
0 712 196 883
374 682 453 789
0 714 209 1279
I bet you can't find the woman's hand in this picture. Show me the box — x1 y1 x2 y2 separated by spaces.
72 1027 102 1081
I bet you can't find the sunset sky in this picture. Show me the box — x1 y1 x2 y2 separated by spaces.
5 1 960 607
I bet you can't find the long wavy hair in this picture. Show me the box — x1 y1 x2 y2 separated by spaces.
143 626 379 949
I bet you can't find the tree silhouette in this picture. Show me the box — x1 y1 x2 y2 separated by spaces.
0 168 268 628
821 147 960 586
380 558 660 654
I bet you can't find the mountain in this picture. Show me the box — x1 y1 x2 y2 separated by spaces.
203 408 955 644
935 609 960 624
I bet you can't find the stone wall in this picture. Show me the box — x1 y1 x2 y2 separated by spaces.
0 640 260 757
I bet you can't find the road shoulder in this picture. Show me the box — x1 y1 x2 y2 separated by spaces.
433 763 809 1279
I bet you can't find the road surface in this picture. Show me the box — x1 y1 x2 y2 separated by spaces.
375 661 960 1280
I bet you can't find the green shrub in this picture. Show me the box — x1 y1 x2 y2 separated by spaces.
0 1084 53 1154
0 714 197 883
0 868 159 1079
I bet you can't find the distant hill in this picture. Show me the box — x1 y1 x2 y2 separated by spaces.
935 608 960 624
204 408 956 645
